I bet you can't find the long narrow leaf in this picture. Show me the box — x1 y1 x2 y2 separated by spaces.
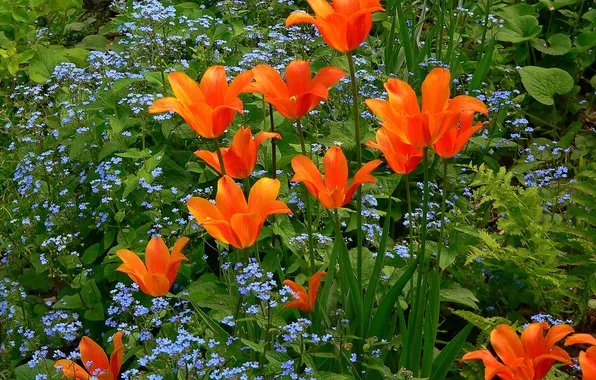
363 196 394 337
339 235 363 327
469 37 495 92
430 323 473 380
368 261 416 338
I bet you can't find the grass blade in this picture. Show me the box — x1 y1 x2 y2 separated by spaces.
430 323 473 380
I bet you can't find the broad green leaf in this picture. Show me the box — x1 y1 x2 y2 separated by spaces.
574 31 596 52
14 360 55 380
76 35 109 51
538 0 576 10
82 243 102 265
28 46 67 83
518 66 574 105
531 34 571 55
440 286 479 309
497 16 541 43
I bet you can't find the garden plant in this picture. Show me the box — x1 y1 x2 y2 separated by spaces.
0 0 595 379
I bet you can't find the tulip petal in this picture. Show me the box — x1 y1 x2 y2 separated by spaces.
226 69 255 103
246 65 288 99
80 336 110 377
255 131 282 148
308 271 326 307
282 280 309 304
200 66 228 107
365 98 411 144
312 66 346 88
285 60 312 97
521 322 548 359
452 121 482 157
116 250 150 293
230 212 262 248
421 68 451 114
533 346 572 379
449 95 489 116
201 219 241 248
544 324 574 349
187 197 225 225
194 149 223 174
346 8 374 51
291 155 326 198
307 0 335 17
212 105 241 138
143 273 171 296
384 79 420 116
580 347 596 379
109 332 124 378
168 72 204 106
216 176 248 220
148 97 185 115
247 177 291 220
165 237 189 285
186 102 215 138
462 350 512 380
283 300 313 312
344 159 382 205
55 360 91 380
286 11 319 28
145 237 170 276
316 13 349 52
323 146 349 191
490 324 526 366
565 333 596 347
405 113 431 147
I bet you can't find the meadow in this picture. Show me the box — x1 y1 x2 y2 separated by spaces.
0 0 595 379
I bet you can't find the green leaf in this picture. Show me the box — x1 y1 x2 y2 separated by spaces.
530 34 571 55
81 280 101 306
469 38 495 92
574 31 596 52
440 286 479 309
55 294 83 309
430 324 473 380
497 16 541 43
28 46 67 83
14 360 55 380
76 35 109 51
82 243 101 265
84 303 104 321
241 338 265 353
518 66 574 105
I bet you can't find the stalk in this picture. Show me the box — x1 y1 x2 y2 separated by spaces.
213 138 227 176
296 118 316 274
269 103 277 180
347 51 364 289
405 173 415 302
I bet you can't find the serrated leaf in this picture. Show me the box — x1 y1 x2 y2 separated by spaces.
518 66 574 105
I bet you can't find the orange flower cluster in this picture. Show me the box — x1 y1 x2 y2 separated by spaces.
462 323 574 380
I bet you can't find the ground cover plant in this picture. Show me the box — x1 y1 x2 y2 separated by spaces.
0 0 595 379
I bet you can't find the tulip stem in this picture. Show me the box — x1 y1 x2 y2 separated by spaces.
404 173 415 303
347 51 364 291
296 118 316 274
214 138 227 177
269 103 277 180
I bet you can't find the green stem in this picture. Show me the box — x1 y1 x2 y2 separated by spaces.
269 103 277 180
296 118 316 274
436 159 448 269
405 173 415 302
214 138 227 176
347 51 364 290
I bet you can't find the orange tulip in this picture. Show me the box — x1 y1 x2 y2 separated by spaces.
365 68 488 148
54 332 124 380
283 271 326 313
148 67 254 139
365 127 423 174
462 323 574 380
565 333 596 378
194 127 281 179
433 110 483 158
286 0 384 53
116 236 189 297
291 146 382 209
245 60 345 120
187 176 291 249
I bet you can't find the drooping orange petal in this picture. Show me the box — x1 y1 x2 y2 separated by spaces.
448 95 489 116
312 66 346 89
308 271 326 307
323 146 349 191
452 122 482 157
285 60 312 97
461 350 510 380
194 149 223 174
168 72 204 106
343 159 382 205
142 273 171 296
187 197 225 225
384 79 420 116
79 336 110 377
116 250 148 277
109 332 124 377
148 97 185 115
421 68 451 114
490 325 526 366
246 65 288 99
283 300 313 312
580 346 596 379
230 212 262 248
282 279 309 306
216 176 248 219
165 237 189 285
200 66 228 108
247 178 292 221
286 11 319 28
291 155 327 198
565 333 596 347
544 324 574 349
225 69 255 103
55 360 91 380
145 237 170 276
